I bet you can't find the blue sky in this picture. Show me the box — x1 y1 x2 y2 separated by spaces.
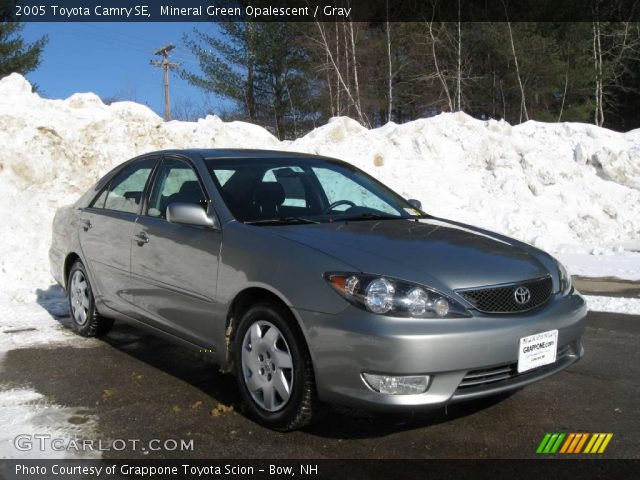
22 23 229 118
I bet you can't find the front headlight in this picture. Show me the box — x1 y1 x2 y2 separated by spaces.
325 272 470 318
555 260 572 296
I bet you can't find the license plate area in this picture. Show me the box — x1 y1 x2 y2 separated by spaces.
518 329 558 373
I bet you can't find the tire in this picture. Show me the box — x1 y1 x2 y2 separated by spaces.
67 260 113 337
234 302 318 431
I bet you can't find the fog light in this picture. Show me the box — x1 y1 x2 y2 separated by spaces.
362 373 430 395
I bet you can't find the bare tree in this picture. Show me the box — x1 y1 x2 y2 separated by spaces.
348 20 368 125
506 21 529 122
425 20 453 111
312 21 367 125
385 0 393 122
455 0 462 111
592 19 604 126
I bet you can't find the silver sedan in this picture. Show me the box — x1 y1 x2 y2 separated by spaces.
50 149 586 430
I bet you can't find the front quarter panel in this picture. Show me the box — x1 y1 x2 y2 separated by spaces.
217 222 354 316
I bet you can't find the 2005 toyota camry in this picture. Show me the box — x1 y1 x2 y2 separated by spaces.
50 149 586 431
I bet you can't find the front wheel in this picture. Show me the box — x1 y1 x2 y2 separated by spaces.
234 303 318 431
67 260 113 337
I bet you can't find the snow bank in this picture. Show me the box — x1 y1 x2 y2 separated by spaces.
584 296 640 315
1 73 639 303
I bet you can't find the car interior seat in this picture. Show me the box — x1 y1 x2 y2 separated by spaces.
253 182 285 218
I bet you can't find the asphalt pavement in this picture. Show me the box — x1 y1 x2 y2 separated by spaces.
0 280 638 459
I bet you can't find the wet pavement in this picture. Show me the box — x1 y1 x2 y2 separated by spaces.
1 286 638 459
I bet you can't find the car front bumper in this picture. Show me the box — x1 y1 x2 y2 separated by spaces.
294 291 586 410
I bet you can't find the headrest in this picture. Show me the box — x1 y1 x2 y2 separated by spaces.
253 182 285 206
179 181 201 194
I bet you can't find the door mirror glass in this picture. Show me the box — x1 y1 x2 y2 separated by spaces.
166 203 216 228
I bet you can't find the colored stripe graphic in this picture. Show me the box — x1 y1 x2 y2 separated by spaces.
598 433 614 453
550 433 565 453
536 433 552 453
567 433 583 453
575 433 589 453
538 433 613 454
559 433 575 453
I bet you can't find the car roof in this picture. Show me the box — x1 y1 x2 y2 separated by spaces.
147 148 342 163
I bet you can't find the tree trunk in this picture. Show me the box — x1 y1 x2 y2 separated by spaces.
506 21 529 123
557 66 569 122
427 20 453 111
245 22 257 120
348 20 367 126
456 2 462 111
592 19 604 127
386 0 393 123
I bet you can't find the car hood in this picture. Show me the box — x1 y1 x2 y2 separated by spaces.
266 218 553 292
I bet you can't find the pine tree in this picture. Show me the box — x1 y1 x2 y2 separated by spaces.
0 2 48 78
182 22 319 139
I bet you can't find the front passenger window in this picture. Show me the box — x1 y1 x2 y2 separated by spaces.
147 159 207 218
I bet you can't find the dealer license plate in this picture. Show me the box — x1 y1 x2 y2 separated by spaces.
517 329 558 373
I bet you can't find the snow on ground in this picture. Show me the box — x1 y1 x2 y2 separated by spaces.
555 251 640 281
0 295 101 459
584 296 640 315
0 389 100 459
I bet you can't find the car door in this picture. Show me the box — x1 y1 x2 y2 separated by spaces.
129 156 222 348
79 157 157 315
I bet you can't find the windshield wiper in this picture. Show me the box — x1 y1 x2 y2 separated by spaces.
338 213 403 222
245 216 321 225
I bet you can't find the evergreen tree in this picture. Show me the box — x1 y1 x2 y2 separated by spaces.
182 22 319 139
0 2 48 78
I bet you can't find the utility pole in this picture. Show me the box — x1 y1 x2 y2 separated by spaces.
150 44 179 121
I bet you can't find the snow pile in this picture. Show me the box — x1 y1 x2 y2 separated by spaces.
291 114 640 253
1 73 639 303
585 295 640 315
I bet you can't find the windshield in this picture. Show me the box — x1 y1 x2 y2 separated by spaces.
205 157 426 224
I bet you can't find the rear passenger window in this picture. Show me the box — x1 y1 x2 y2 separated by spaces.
147 159 206 218
95 158 155 214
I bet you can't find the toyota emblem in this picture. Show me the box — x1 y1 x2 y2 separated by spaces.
514 286 531 305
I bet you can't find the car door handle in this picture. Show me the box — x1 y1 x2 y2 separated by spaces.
133 232 149 244
81 219 92 231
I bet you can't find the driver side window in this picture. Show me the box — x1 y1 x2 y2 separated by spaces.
147 159 207 219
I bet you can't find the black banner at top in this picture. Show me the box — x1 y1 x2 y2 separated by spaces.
2 0 640 22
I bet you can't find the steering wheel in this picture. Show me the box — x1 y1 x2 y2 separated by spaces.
324 200 356 213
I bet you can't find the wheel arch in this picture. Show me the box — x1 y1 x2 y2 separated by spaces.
223 287 312 373
63 252 82 289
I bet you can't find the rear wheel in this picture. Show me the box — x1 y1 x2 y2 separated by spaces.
234 302 318 431
67 260 113 337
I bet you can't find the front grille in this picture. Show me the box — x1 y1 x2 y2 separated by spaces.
457 344 571 390
457 276 552 314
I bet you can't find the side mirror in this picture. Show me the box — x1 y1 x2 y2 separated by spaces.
167 203 216 228
407 199 422 210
